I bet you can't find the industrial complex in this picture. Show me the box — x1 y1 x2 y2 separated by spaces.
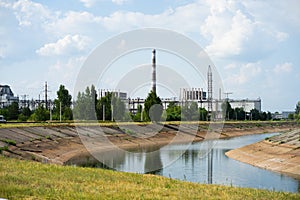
0 49 292 119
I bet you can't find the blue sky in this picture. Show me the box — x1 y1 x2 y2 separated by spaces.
0 0 299 112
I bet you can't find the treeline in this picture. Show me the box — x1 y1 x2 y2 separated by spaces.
221 101 272 121
292 101 300 120
2 84 299 122
0 85 73 122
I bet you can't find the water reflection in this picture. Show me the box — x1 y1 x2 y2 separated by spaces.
86 133 299 193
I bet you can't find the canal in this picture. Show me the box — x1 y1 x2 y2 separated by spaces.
93 133 300 193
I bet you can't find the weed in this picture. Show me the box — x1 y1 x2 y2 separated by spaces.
0 146 8 153
2 139 16 146
45 135 52 140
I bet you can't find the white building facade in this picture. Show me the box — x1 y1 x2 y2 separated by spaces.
0 85 19 108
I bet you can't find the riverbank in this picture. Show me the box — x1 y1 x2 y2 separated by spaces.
1 156 299 199
0 121 298 166
226 129 300 179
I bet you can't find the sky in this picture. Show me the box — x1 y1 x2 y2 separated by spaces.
0 0 299 112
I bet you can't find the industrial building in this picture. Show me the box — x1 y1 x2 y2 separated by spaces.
1 50 262 118
99 89 127 100
122 50 262 115
0 85 19 108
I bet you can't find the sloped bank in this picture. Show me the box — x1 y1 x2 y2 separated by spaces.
0 121 298 167
226 129 300 179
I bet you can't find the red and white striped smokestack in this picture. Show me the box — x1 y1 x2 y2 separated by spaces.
152 49 156 94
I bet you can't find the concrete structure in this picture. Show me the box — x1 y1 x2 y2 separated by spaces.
179 88 207 101
152 49 156 94
99 89 127 100
273 111 295 120
282 111 295 119
225 98 261 112
0 85 19 108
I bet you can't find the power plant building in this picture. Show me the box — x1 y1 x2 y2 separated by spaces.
0 85 19 108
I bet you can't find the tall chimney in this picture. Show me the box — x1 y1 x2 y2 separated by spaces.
152 49 156 94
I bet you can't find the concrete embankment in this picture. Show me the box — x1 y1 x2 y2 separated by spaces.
226 129 300 179
0 121 298 167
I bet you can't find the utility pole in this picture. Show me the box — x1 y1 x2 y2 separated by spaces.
45 82 48 109
224 92 233 100
103 104 105 121
60 102 62 122
207 65 213 120
21 94 28 108
141 106 143 121
111 105 114 122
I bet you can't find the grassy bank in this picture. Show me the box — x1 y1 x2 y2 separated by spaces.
0 120 297 129
0 156 299 199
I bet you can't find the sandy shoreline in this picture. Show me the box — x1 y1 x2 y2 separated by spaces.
226 129 300 179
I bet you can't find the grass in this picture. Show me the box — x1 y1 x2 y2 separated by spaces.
1 139 16 146
0 120 296 129
0 156 299 200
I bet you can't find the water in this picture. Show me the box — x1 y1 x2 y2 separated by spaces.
91 133 300 193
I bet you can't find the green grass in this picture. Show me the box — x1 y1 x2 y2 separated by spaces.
1 139 16 146
0 156 299 199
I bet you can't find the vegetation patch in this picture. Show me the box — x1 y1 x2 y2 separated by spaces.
0 156 299 199
1 139 16 146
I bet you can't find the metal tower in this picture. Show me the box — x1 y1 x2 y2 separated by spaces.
207 65 213 114
152 49 156 94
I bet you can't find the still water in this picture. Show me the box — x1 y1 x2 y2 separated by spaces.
96 133 299 193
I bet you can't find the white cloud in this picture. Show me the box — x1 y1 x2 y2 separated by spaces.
7 0 56 27
101 3 208 33
224 63 237 70
112 0 128 5
80 0 128 7
36 34 90 56
79 0 98 8
45 11 102 37
0 45 7 58
202 9 254 57
226 62 261 84
47 56 86 92
242 0 300 32
273 62 293 74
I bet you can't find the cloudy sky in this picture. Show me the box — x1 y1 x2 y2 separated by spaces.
0 0 299 112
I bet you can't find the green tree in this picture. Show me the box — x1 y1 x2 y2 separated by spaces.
96 93 112 121
221 101 234 120
6 102 20 120
144 91 163 122
91 85 97 108
233 107 246 120
0 107 8 119
250 109 260 120
295 101 300 114
73 86 97 120
18 107 32 122
53 85 73 120
199 108 208 121
267 112 272 120
132 105 143 122
96 92 125 121
182 102 199 121
259 112 268 121
112 95 125 121
166 102 181 121
30 105 49 121
288 113 294 120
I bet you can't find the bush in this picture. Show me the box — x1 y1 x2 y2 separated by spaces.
29 105 49 122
